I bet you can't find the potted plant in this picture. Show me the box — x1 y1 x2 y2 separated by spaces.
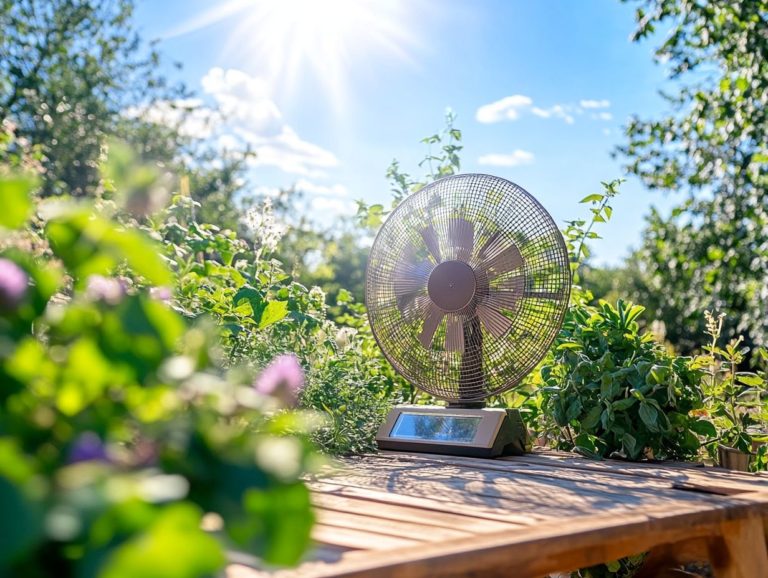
694 312 767 472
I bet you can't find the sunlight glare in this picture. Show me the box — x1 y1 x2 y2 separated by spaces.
168 0 420 107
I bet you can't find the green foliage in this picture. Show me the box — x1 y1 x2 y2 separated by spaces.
150 189 395 456
356 109 463 229
561 179 622 286
570 554 645 578
620 0 768 353
540 299 705 460
0 0 183 197
693 311 767 469
0 176 35 229
0 178 320 576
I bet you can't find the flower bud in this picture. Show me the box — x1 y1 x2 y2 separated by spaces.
0 258 29 312
253 354 305 407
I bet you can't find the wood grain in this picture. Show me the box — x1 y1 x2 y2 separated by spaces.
230 450 768 578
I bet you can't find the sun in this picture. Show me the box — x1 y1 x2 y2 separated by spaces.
166 0 419 106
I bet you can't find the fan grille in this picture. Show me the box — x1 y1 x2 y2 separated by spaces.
366 174 571 402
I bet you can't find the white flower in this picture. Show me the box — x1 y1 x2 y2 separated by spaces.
242 198 286 253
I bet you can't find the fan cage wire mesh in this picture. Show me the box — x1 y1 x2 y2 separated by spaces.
366 173 571 403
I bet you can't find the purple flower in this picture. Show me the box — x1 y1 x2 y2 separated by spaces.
254 354 305 407
149 286 172 302
86 275 126 305
68 432 109 464
0 258 29 311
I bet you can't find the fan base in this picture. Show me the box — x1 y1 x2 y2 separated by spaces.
376 405 528 458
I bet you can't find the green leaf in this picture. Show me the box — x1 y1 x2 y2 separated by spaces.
100 503 225 578
566 398 583 422
612 397 637 411
242 483 314 565
690 419 717 438
580 405 602 430
736 374 763 387
46 211 172 286
0 476 42 566
622 433 638 458
0 177 34 230
638 403 659 431
336 288 353 304
259 300 289 328
647 364 669 385
234 286 265 319
556 342 582 351
579 194 603 204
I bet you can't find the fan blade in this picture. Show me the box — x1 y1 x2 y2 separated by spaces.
418 302 444 349
498 274 525 293
485 289 521 311
477 231 502 259
445 316 465 353
448 218 474 261
476 301 513 338
479 243 524 280
398 294 430 322
420 225 441 262
393 259 433 297
525 290 565 300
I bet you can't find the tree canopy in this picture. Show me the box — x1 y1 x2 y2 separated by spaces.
620 0 768 352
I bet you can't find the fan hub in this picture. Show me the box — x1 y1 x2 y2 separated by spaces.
427 260 476 312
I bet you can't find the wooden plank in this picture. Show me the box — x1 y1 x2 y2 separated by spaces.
280 497 768 578
316 460 726 520
311 524 421 551
369 452 768 503
353 452 708 495
509 452 768 494
710 516 768 578
309 481 540 525
312 492 519 533
373 451 768 496
316 508 472 541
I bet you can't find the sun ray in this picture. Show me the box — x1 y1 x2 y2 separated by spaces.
166 0 421 109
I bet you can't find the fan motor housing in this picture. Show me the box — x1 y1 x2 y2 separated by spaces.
427 260 476 312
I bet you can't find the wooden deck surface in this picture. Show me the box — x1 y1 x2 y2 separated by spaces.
229 449 768 578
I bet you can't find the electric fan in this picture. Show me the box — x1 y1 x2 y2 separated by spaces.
366 173 571 458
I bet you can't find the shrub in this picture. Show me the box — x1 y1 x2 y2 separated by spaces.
540 299 707 461
0 177 320 576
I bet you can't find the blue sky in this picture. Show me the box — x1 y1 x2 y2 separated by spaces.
134 0 679 265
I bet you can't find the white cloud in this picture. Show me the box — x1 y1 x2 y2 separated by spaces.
476 96 612 126
202 68 283 136
580 99 611 109
200 68 338 177
126 68 339 177
531 105 574 124
294 178 348 197
477 150 535 167
475 95 533 123
310 196 356 215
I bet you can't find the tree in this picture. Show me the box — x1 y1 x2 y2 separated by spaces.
0 0 183 196
620 0 768 352
0 0 252 231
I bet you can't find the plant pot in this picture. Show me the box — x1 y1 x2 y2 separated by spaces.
717 444 751 472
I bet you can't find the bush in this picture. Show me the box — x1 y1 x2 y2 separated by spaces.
540 299 707 461
0 176 320 576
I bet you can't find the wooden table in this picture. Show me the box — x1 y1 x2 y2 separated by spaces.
230 450 768 578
